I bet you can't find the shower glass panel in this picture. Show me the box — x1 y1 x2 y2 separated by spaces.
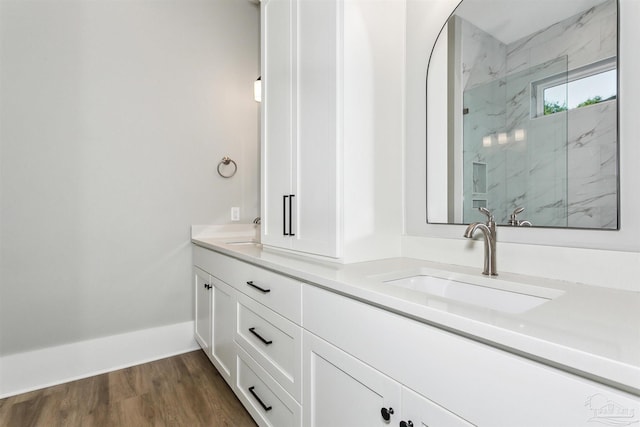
462 57 569 226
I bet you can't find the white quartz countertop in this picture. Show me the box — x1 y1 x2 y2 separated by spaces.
191 228 640 396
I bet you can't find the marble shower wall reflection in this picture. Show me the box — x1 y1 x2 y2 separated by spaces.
463 58 569 226
458 0 617 229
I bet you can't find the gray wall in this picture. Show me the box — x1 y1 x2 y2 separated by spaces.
0 0 260 356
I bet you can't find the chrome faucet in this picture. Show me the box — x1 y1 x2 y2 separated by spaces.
464 207 498 276
508 207 532 227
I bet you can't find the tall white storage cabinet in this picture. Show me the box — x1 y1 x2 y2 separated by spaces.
260 0 405 262
261 0 339 258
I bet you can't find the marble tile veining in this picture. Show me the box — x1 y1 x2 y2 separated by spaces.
457 0 617 229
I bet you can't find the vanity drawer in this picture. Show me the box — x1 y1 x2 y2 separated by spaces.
193 245 226 276
193 245 302 323
236 293 302 402
193 245 236 285
236 345 301 427
227 260 302 324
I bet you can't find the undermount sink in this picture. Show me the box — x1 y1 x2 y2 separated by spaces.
225 240 261 246
384 272 563 314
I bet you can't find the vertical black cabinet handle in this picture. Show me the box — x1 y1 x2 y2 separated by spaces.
381 407 394 421
246 281 271 293
248 386 272 411
283 195 289 235
289 194 295 236
249 327 273 345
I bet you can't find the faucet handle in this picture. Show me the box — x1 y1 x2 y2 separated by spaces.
509 207 524 225
478 207 494 222
509 207 532 226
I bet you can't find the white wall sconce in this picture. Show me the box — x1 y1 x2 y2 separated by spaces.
254 76 262 102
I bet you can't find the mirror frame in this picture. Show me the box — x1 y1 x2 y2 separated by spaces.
405 0 640 252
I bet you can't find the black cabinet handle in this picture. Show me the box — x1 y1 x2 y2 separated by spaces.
248 386 272 411
203 283 211 290
289 194 295 236
381 407 394 421
246 281 271 293
249 327 273 345
283 195 289 235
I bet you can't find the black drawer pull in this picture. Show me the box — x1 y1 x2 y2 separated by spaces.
249 327 273 345
248 386 272 411
289 194 295 236
246 281 271 293
283 195 289 235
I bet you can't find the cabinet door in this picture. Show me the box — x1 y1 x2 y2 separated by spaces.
400 387 474 427
294 0 339 258
262 0 340 258
194 267 212 354
210 275 236 387
261 0 294 250
303 331 401 427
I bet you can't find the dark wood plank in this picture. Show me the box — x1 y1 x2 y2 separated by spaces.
0 350 257 427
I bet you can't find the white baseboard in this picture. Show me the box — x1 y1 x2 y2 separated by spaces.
0 321 199 399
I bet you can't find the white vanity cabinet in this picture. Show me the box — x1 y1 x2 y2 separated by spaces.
303 330 473 427
401 387 476 427
302 284 640 426
193 245 303 427
193 266 237 387
303 330 402 427
260 0 405 261
194 243 639 426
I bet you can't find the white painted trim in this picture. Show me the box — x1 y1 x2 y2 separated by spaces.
0 321 199 399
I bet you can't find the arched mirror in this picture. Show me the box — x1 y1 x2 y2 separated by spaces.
426 0 618 230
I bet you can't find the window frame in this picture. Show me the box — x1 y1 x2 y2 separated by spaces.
531 57 617 118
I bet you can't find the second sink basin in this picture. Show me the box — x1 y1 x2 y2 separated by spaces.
225 240 261 246
384 272 563 314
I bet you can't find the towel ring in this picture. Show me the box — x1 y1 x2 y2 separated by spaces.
217 156 237 178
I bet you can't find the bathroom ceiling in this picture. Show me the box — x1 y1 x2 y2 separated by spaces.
454 0 609 44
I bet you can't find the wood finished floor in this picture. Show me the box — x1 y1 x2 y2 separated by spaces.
0 350 257 427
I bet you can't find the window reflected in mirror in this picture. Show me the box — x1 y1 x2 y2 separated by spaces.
540 63 617 117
